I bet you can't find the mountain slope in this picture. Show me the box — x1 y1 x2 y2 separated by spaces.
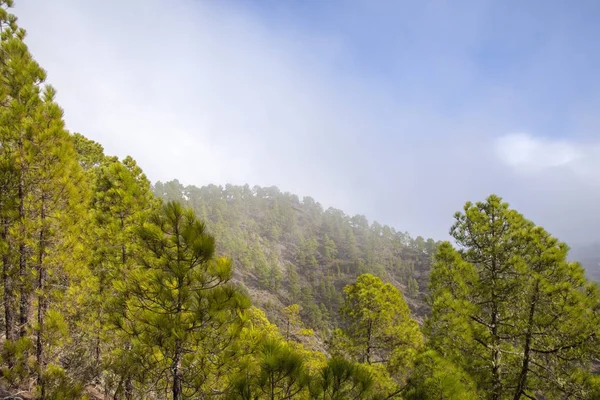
153 180 437 335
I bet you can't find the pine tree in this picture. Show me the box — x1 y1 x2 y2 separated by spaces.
115 201 250 400
0 5 91 396
323 234 338 262
427 195 600 399
407 276 419 298
0 0 47 353
287 263 300 303
282 304 314 342
332 274 423 382
230 339 309 400
87 155 157 396
267 263 282 291
253 244 271 290
29 85 89 398
266 246 282 291
71 133 105 171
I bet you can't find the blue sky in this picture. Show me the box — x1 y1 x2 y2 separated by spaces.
14 0 600 245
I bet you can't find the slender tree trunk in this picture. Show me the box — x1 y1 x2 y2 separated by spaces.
94 333 101 368
490 306 501 400
3 250 15 338
365 319 373 364
115 371 135 400
120 211 126 265
36 199 47 398
114 376 124 400
172 344 182 400
513 281 539 400
124 373 134 400
93 275 103 377
171 214 184 400
2 218 15 367
490 243 502 400
36 267 47 399
18 134 29 338
122 341 134 400
171 293 183 400
121 212 134 400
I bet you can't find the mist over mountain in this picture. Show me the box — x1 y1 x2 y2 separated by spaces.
13 0 600 248
570 243 600 282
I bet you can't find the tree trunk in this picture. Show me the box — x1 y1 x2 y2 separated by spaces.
36 200 47 398
513 281 539 400
490 306 501 400
365 319 373 364
3 252 15 338
172 346 182 400
2 218 15 367
36 268 47 399
120 341 134 400
490 240 502 400
171 295 183 400
124 374 134 400
18 134 29 338
93 271 105 381
121 212 134 399
93 285 102 378
171 215 184 400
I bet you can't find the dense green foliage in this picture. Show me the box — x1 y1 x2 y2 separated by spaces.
404 350 479 400
426 195 600 399
0 2 598 399
331 274 423 382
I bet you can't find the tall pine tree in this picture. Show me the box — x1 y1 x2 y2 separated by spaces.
427 195 600 399
115 201 250 400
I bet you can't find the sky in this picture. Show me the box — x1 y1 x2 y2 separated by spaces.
14 0 600 245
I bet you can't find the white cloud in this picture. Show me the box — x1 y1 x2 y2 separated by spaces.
14 0 365 207
495 133 600 182
495 133 580 171
12 0 600 246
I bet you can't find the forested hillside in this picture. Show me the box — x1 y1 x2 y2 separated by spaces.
0 2 599 399
153 180 436 333
152 181 600 338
